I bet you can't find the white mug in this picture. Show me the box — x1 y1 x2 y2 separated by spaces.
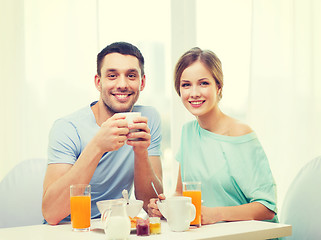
121 112 141 141
157 196 196 232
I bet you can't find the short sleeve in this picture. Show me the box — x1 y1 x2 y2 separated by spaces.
227 138 278 214
47 119 81 165
143 107 162 156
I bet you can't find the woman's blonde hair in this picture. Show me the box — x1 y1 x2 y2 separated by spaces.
174 47 223 100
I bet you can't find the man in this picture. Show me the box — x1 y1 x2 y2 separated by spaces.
42 42 163 225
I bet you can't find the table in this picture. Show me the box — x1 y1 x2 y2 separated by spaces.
0 219 291 240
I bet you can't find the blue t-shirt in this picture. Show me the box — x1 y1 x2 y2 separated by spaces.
176 120 278 223
47 102 161 222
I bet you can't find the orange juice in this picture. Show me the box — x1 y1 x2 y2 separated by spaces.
183 190 201 227
70 195 91 230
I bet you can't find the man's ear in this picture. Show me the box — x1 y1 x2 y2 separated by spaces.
139 75 146 91
94 74 101 91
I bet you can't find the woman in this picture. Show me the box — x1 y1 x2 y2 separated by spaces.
148 47 278 225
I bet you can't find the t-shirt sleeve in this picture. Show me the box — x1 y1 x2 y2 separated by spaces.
228 138 278 214
47 119 81 165
144 107 162 156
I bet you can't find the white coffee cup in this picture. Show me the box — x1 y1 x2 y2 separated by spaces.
121 112 141 141
157 196 196 232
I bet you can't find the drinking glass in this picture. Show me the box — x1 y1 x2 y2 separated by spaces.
70 184 91 231
182 181 201 227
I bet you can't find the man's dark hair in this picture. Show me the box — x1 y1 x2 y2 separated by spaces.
97 42 145 76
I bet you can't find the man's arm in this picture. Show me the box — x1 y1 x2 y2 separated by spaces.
42 142 104 225
134 154 163 210
126 116 163 210
42 114 128 225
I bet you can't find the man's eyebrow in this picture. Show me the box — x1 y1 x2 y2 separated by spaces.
127 69 139 73
105 68 139 73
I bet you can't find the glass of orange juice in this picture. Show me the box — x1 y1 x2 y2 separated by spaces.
182 182 201 227
70 184 91 231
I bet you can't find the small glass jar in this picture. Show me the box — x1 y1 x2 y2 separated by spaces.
149 217 161 234
136 219 150 236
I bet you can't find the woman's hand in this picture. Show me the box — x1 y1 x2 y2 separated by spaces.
147 194 166 217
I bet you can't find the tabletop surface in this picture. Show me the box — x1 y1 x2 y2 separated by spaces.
0 219 291 240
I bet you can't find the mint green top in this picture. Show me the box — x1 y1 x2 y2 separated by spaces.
176 120 278 223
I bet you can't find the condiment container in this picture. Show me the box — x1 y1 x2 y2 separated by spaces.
149 217 161 234
136 219 150 236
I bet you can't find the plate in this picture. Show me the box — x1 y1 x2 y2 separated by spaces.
130 216 143 230
91 218 139 231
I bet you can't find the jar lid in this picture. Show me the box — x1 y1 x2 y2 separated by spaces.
149 217 160 224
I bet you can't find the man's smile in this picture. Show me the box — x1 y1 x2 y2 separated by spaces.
112 92 134 102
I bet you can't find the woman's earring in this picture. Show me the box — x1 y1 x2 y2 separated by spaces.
218 88 222 98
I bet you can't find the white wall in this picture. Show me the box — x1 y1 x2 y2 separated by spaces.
1 0 25 178
1 0 321 214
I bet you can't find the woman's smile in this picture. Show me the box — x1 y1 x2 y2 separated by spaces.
189 100 205 108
